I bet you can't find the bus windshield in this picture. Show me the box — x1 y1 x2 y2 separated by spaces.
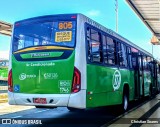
13 21 76 52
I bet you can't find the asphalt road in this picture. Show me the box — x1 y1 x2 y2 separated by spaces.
0 107 118 127
0 97 151 127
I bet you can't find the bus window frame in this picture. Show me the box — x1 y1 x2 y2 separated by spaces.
85 23 116 67
85 23 153 71
86 26 103 63
12 18 77 53
85 23 129 69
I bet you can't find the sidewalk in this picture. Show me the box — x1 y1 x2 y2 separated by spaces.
103 94 160 127
0 93 8 103
0 102 34 115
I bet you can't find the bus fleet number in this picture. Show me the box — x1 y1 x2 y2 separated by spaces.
59 22 72 30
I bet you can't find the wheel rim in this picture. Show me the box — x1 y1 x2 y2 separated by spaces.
124 95 128 111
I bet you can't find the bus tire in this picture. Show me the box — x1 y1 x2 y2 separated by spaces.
35 106 45 108
122 92 129 112
67 107 84 112
67 107 77 112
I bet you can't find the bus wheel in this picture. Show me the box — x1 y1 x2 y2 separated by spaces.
122 93 129 112
67 107 84 112
35 106 45 108
67 107 77 112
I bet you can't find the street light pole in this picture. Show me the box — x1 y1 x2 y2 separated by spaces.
115 0 118 33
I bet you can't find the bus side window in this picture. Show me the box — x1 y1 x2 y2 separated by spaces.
117 42 127 67
127 47 132 69
121 43 128 67
102 35 108 64
143 56 147 70
147 56 151 71
156 64 158 73
86 27 92 61
117 42 122 66
131 47 139 69
86 27 102 63
106 37 116 65
138 53 142 70
132 57 137 69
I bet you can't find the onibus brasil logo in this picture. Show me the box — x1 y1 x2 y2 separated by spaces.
112 70 121 91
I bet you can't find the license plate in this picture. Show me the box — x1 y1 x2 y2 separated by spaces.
33 98 47 104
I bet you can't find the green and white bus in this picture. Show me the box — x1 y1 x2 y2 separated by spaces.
8 14 160 111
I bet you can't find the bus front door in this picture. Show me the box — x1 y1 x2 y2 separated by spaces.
132 53 144 99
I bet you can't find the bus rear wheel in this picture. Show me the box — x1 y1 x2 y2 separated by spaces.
122 93 129 112
67 107 77 112
67 107 84 112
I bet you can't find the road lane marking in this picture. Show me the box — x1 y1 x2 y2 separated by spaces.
12 116 22 118
35 109 50 113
